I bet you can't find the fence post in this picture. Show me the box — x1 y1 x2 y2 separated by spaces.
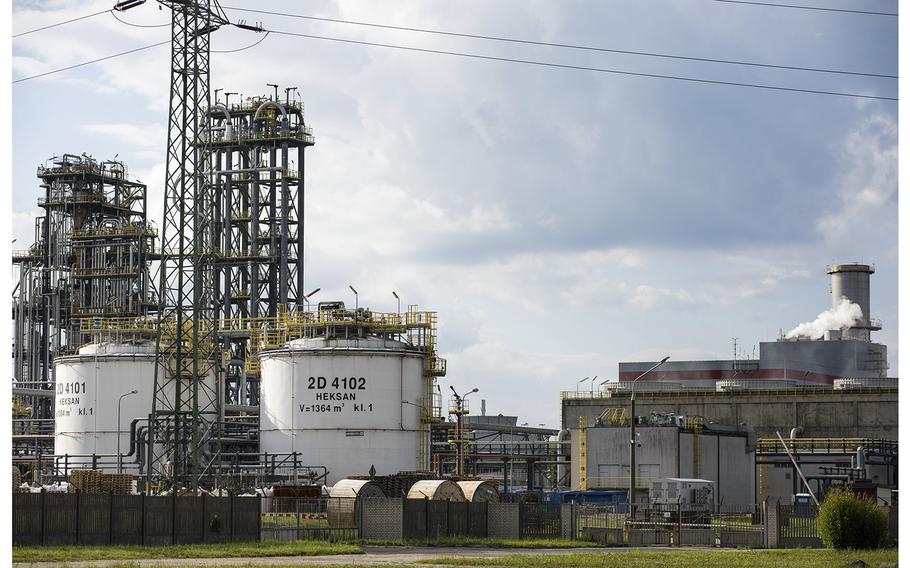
40 488 46 546
229 493 234 542
75 490 81 545
766 500 779 549
676 503 681 547
202 494 208 543
140 492 146 546
257 495 262 542
171 492 177 545
108 493 114 544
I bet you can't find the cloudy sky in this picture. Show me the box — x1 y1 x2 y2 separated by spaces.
11 0 899 428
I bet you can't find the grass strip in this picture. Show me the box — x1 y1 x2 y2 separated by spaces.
362 537 598 548
13 539 362 563
416 548 899 568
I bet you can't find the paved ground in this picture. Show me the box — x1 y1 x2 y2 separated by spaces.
14 545 718 567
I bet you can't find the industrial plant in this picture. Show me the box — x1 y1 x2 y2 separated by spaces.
562 263 898 505
8 1 898 554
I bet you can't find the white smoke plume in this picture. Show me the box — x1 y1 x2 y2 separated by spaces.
785 297 863 340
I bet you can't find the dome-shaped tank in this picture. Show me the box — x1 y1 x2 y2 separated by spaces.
328 478 386 499
53 342 156 471
259 336 428 484
457 480 500 503
328 479 386 527
407 480 465 501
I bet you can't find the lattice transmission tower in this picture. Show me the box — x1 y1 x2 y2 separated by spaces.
142 0 230 492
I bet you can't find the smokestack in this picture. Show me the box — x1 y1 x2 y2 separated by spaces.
827 263 879 341
481 399 486 416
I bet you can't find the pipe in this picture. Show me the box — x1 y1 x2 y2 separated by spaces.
224 404 259 414
556 429 571 489
790 427 803 439
12 387 53 398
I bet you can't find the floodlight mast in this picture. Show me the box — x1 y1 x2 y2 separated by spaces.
145 0 231 494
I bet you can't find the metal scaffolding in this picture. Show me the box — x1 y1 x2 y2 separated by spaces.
207 86 315 408
12 154 156 459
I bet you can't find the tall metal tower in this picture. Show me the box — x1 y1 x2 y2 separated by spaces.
146 0 230 492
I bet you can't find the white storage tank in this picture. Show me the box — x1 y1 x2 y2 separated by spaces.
53 342 156 471
457 480 500 503
259 336 429 484
407 480 465 501
328 479 386 527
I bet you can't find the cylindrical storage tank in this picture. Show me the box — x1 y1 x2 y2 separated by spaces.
328 478 387 499
53 341 216 473
457 480 500 503
407 480 465 501
328 478 386 527
53 342 156 472
259 336 428 484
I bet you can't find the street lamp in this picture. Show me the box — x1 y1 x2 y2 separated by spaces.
590 375 598 396
629 356 669 513
117 389 139 474
576 376 590 394
303 287 320 311
392 291 401 340
349 285 358 313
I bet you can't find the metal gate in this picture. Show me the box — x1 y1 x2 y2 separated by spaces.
777 504 822 548
519 502 561 539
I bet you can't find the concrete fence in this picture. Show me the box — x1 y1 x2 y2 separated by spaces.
12 492 261 546
359 499 560 541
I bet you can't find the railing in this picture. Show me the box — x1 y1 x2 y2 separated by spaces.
586 476 657 489
757 437 898 456
70 225 156 238
209 127 314 145
560 385 898 400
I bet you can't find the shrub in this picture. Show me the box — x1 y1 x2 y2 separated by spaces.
817 487 888 549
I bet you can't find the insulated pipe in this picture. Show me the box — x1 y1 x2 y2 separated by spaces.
790 427 803 439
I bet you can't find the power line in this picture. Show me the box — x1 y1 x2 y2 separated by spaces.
11 18 897 101
711 0 898 16
110 10 170 28
221 5 896 79
264 28 897 101
12 40 169 84
13 8 111 38
213 31 270 53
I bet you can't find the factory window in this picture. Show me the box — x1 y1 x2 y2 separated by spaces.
598 464 624 478
639 464 659 479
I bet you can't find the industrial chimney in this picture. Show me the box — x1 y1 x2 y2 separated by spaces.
827 263 880 342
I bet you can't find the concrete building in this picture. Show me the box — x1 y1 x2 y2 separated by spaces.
756 437 897 504
562 386 897 440
570 415 755 505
